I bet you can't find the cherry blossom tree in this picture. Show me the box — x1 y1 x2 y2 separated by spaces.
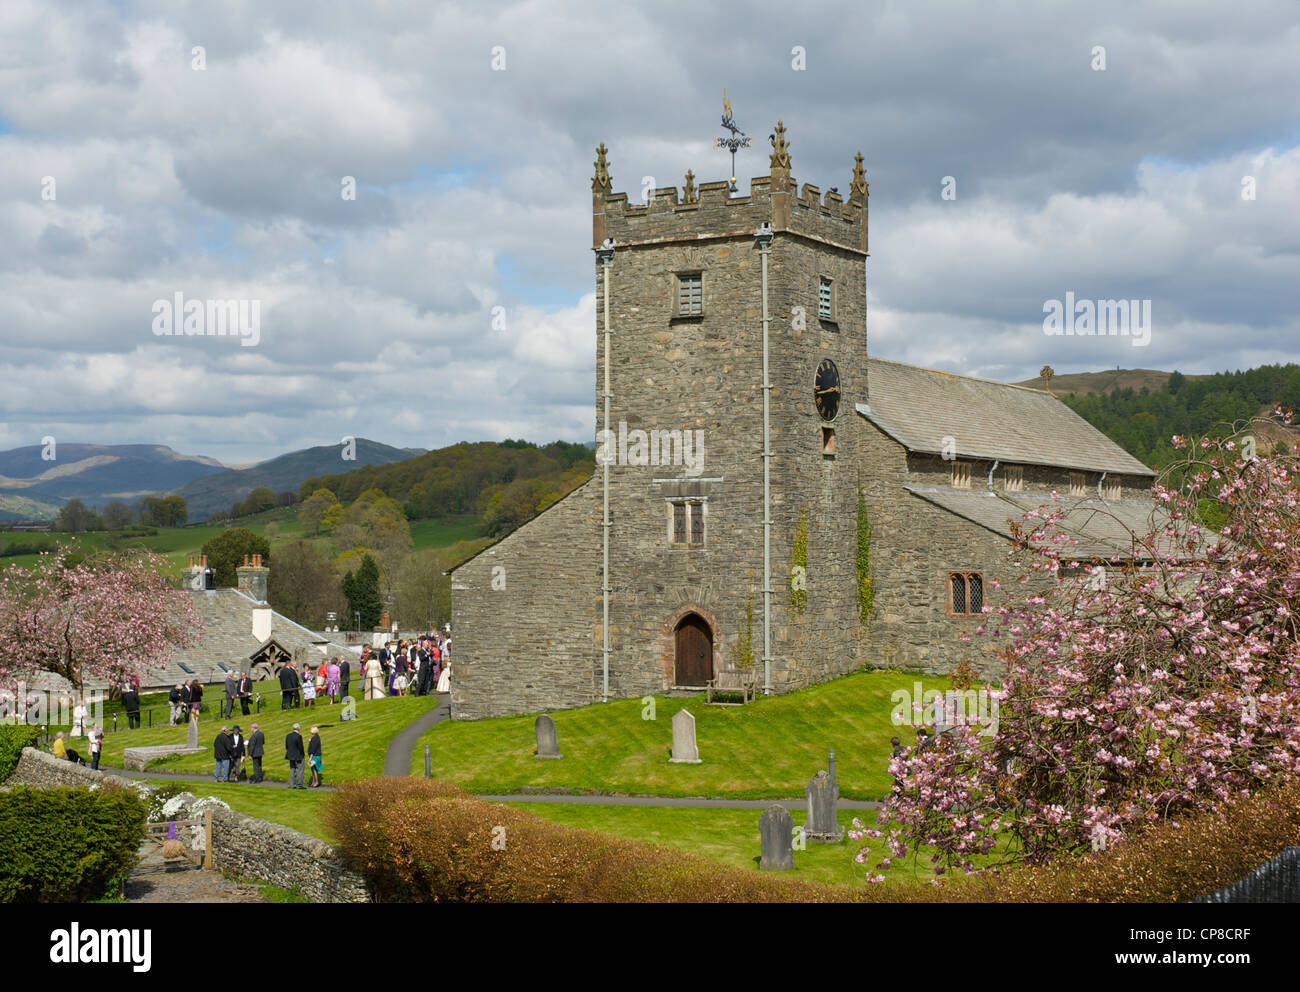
0 547 203 693
855 416 1300 878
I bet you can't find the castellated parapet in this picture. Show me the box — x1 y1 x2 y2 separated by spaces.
593 147 867 256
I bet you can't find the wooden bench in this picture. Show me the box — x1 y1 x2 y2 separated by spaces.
706 669 756 705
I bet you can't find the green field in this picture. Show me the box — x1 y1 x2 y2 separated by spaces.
79 692 434 783
1 508 486 574
411 670 952 800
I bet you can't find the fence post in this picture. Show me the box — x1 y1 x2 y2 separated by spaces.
203 808 213 871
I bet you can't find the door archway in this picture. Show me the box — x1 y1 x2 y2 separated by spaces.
674 613 714 687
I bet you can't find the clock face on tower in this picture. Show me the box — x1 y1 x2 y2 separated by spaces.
814 358 841 422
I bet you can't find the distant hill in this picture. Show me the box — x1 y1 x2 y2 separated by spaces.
1034 364 1300 469
174 438 423 520
1013 368 1212 396
0 444 227 519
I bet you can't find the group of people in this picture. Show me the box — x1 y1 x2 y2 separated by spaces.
51 727 103 770
212 723 264 782
359 631 452 700
167 680 207 724
213 721 322 787
277 659 349 709
283 723 324 788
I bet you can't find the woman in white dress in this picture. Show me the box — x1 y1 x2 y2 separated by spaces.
435 662 451 694
364 655 384 700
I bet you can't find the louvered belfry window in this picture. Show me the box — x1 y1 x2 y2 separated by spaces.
949 571 984 616
673 502 687 543
678 274 702 316
819 277 832 318
952 461 972 489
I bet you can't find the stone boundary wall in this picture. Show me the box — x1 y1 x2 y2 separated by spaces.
7 748 370 903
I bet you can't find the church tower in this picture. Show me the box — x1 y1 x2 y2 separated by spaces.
590 122 872 698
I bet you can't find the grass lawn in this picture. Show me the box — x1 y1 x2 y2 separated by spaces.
82 692 434 783
412 669 956 800
502 802 975 891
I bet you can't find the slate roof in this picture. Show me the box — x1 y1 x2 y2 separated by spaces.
904 487 1205 561
857 358 1155 477
153 588 360 689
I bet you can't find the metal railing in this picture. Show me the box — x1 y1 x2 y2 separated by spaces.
1192 846 1300 903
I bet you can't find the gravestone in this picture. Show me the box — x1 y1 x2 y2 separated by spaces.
534 714 562 759
669 709 701 763
804 770 843 841
187 713 199 749
759 804 796 870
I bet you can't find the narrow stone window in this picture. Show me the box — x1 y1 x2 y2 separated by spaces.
677 273 703 316
669 500 706 549
949 571 984 616
822 426 835 456
1004 465 1024 492
952 461 972 489
818 277 833 319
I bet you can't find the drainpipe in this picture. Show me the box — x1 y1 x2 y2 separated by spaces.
1097 471 1107 500
986 459 999 492
757 222 774 696
597 238 615 703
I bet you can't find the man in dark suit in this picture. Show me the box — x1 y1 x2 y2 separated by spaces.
223 671 238 719
279 662 299 710
229 725 246 781
248 723 265 783
338 657 351 700
121 682 141 730
213 725 233 782
180 680 193 721
285 723 306 789
238 671 253 715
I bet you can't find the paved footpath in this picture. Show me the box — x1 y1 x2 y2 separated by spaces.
383 692 453 775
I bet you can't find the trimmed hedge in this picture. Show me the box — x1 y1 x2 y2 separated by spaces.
324 778 850 902
325 776 1300 903
0 726 41 783
0 785 146 902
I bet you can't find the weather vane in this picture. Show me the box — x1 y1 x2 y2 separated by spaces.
713 89 751 193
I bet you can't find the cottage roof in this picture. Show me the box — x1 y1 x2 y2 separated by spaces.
156 588 360 688
857 358 1155 477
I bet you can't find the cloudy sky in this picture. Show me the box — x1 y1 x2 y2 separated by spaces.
1 0 1297 464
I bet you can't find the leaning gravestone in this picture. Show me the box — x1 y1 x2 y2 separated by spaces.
804 770 843 842
534 714 562 759
669 709 701 763
759 804 796 870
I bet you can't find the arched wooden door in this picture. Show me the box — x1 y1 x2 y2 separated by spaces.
674 614 713 687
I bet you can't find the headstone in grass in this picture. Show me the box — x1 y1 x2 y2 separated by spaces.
534 714 562 759
187 713 199 749
759 805 796 870
804 770 843 842
669 708 701 764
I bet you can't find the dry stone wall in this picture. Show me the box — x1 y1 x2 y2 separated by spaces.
6 748 369 903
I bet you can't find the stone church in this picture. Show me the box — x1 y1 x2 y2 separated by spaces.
449 122 1157 721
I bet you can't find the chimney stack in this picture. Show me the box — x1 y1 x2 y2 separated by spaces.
236 554 270 603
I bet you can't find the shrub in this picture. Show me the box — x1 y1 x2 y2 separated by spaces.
0 727 41 783
324 778 849 903
0 785 146 902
